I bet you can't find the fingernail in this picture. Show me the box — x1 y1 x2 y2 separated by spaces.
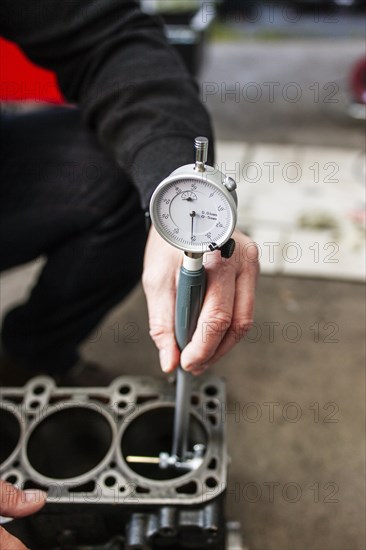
24 490 47 503
159 349 171 373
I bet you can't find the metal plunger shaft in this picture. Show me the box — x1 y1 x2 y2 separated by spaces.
194 136 208 172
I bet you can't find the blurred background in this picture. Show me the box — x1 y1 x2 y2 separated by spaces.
1 1 365 549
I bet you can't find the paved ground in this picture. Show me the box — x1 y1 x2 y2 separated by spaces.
217 141 365 282
200 40 365 148
79 277 365 550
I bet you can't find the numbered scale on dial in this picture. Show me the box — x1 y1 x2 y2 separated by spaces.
150 139 238 254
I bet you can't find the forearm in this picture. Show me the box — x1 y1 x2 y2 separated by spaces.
74 6 214 208
1 0 213 208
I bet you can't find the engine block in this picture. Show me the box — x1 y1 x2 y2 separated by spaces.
0 375 231 550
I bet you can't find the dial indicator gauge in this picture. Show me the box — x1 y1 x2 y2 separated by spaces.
150 177 236 253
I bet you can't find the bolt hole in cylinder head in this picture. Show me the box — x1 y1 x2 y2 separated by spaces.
0 406 21 468
204 385 218 397
120 406 208 480
6 474 18 484
32 384 45 395
26 406 114 480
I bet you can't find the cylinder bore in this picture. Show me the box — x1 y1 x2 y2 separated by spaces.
0 407 21 468
26 406 113 479
120 406 208 480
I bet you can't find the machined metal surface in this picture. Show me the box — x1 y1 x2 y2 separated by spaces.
1 375 228 549
0 375 227 506
194 136 209 171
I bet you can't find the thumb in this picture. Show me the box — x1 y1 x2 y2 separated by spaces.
0 480 47 518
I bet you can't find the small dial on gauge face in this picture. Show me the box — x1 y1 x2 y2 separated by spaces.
152 178 235 252
181 191 197 201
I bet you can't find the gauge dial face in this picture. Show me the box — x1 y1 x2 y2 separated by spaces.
150 177 235 252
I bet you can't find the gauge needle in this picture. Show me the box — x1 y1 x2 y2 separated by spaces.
190 210 196 240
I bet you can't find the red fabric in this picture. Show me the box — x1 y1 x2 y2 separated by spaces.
0 37 64 103
350 57 366 105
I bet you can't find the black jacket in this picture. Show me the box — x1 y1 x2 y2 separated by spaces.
0 0 213 208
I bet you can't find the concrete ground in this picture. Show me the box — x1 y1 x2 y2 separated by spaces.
80 276 365 550
200 40 365 149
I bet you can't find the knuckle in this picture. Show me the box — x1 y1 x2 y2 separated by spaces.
148 321 170 343
231 318 254 339
10 493 19 511
205 308 232 330
3 485 19 512
142 270 156 291
245 241 260 263
200 312 231 349
221 260 237 274
142 270 176 295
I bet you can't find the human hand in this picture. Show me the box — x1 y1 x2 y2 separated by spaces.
0 480 47 550
142 226 259 375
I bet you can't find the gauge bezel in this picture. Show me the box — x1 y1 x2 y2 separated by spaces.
150 169 237 253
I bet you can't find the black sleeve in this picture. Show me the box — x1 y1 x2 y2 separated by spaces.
0 0 214 208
